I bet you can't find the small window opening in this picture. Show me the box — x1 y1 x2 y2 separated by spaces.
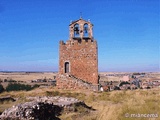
65 62 69 73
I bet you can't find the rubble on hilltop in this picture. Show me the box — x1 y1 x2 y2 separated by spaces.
0 96 93 120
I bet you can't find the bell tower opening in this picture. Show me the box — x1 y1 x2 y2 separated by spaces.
64 62 70 73
69 18 93 40
74 24 80 38
83 23 89 37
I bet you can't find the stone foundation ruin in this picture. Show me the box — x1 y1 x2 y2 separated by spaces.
0 96 94 120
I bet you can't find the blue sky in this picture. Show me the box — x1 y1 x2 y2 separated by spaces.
0 0 159 72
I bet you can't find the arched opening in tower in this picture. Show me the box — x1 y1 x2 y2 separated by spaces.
64 62 69 73
83 23 89 37
74 24 80 38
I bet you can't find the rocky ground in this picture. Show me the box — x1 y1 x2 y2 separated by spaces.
0 96 94 120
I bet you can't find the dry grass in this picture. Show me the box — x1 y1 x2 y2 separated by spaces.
0 87 160 120
0 72 160 119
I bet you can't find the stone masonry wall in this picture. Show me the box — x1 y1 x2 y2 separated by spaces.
59 39 98 85
56 73 99 91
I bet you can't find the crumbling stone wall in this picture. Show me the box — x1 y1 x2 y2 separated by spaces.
57 74 99 91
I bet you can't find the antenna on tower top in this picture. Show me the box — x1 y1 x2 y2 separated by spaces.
80 12 82 19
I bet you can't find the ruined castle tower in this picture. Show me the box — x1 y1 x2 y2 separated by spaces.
57 18 99 91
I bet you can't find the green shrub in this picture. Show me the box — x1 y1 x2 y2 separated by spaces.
33 84 40 89
6 83 39 92
0 84 4 93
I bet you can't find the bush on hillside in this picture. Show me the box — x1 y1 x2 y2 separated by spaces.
6 83 39 92
0 84 4 93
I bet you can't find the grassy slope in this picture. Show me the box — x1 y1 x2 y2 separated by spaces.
0 87 160 120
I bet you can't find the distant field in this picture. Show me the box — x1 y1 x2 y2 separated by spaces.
0 72 56 82
0 72 159 82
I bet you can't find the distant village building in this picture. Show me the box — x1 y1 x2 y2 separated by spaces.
122 75 130 81
56 18 99 91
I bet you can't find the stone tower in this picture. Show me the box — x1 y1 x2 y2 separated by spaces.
57 18 99 91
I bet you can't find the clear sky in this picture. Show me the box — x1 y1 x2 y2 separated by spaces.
0 0 159 72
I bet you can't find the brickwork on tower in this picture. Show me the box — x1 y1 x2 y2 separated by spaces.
57 18 99 91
